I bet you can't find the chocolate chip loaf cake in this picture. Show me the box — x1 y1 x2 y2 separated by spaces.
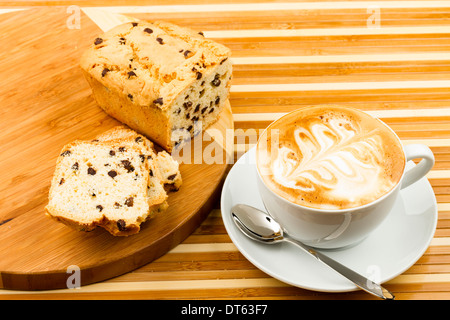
80 20 232 152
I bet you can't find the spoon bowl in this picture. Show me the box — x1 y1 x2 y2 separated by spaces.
230 204 395 300
231 204 283 243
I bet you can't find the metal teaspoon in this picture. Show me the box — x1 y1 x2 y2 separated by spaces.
230 204 395 300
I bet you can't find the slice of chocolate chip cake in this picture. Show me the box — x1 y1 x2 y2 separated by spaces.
45 139 167 236
80 20 232 152
95 125 182 192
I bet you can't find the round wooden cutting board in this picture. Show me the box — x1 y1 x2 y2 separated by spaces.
0 102 232 290
0 7 234 291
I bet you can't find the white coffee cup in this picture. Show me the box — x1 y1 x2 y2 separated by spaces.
256 107 435 249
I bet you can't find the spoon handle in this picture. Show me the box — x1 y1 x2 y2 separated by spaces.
284 237 395 300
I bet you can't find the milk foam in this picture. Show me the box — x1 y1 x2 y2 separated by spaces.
257 107 405 209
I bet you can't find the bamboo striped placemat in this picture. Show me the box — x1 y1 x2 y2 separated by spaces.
0 1 449 299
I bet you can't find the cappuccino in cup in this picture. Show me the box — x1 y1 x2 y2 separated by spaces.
256 106 405 210
255 105 434 248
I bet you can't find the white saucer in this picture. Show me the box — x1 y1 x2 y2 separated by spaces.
221 147 438 293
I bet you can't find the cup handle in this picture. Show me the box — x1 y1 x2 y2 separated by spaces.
401 144 435 189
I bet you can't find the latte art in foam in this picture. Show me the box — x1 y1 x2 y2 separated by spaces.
272 121 384 203
257 106 405 210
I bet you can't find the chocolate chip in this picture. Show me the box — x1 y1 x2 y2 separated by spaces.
209 108 215 114
60 150 71 157
72 162 79 171
117 219 126 231
131 22 138 27
183 101 193 109
101 68 110 77
149 169 153 177
109 150 116 156
91 193 96 197
211 74 221 87
128 94 133 101
135 136 143 143
167 174 177 181
59 178 65 185
184 50 193 58
194 104 200 113
156 37 164 44
211 78 222 88
118 37 126 45
144 28 153 34
187 125 193 132
127 71 137 79
198 31 205 37
114 202 122 209
96 205 103 212
153 97 163 105
94 38 103 45
192 116 199 122
121 160 135 172
199 89 205 98
215 96 220 105
220 57 228 65
108 170 117 178
201 107 208 114
125 197 134 207
118 147 126 152
196 72 202 80
87 167 96 175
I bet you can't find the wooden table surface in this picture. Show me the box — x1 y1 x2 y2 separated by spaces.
1 0 449 300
